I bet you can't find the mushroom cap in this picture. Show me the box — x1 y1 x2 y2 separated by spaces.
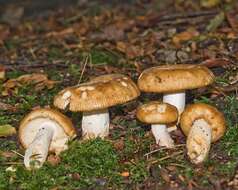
54 74 140 112
138 64 214 93
136 101 178 124
19 108 76 152
180 103 226 142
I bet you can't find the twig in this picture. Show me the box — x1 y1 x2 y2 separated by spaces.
150 150 184 165
11 150 24 158
78 53 91 84
140 10 219 27
2 63 68 71
144 144 185 158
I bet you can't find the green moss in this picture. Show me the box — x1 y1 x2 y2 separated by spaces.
0 139 122 189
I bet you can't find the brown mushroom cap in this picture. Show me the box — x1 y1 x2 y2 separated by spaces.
19 108 76 151
54 74 140 112
136 101 178 124
138 64 214 93
180 103 226 142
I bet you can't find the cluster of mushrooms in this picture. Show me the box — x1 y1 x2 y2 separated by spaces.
18 64 226 169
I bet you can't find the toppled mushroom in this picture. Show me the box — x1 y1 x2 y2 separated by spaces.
138 64 214 115
180 103 226 164
136 101 178 147
54 74 140 139
19 108 76 169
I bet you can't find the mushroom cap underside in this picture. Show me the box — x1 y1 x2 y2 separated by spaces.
19 108 76 151
180 103 226 142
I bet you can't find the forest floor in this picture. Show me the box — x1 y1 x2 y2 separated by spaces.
0 0 237 189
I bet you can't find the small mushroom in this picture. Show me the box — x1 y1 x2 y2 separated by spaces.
19 108 76 169
136 101 178 147
138 64 214 115
54 74 140 139
180 103 226 164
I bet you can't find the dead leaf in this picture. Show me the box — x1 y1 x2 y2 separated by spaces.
172 28 199 47
0 25 9 44
0 124 16 137
2 73 59 96
116 41 144 59
160 168 171 183
226 11 238 33
113 139 124 151
0 151 15 158
200 0 220 8
46 28 74 38
0 102 17 112
199 58 232 68
47 154 61 166
120 171 130 177
0 65 6 80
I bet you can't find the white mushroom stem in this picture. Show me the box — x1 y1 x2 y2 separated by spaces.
82 109 109 139
163 91 186 115
151 124 174 148
186 119 212 164
24 122 54 169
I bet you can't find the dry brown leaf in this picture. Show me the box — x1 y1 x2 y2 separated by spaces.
46 28 74 38
0 65 6 80
172 28 199 47
226 11 238 33
2 73 59 96
116 41 144 59
113 139 124 151
47 154 61 166
0 25 10 44
0 102 17 112
199 58 232 68
120 171 130 177
0 151 15 158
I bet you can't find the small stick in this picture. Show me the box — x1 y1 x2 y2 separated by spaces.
150 150 184 164
11 150 24 158
144 144 185 158
78 53 90 84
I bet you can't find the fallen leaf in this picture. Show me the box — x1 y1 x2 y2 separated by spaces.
46 28 74 38
200 0 220 8
0 102 17 112
160 168 171 183
0 151 15 158
0 65 6 80
47 154 61 166
0 124 16 137
116 41 144 59
120 171 130 177
226 11 238 33
2 73 59 96
0 25 9 44
172 28 199 47
113 139 124 151
199 58 232 68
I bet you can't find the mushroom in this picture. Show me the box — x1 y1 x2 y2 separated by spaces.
136 101 178 147
19 108 76 169
137 64 214 115
54 74 140 139
180 103 226 164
